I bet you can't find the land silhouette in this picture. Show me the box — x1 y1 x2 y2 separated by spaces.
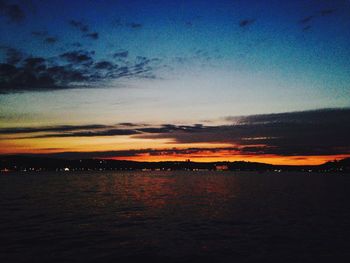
1 155 349 173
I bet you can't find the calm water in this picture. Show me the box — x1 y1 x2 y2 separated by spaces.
1 171 349 263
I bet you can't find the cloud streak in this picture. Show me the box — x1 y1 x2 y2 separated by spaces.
297 7 337 31
19 147 241 160
141 108 350 156
239 19 256 28
0 124 112 134
84 32 98 40
2 108 350 157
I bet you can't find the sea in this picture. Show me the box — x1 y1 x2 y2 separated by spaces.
1 171 349 263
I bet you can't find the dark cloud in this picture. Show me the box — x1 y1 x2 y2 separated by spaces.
1 123 142 139
136 109 350 156
113 50 128 59
137 124 204 134
0 0 25 23
59 50 94 64
45 37 58 44
320 9 336 16
1 44 159 93
299 16 314 24
18 147 240 159
6 48 23 64
71 42 82 48
0 124 111 134
31 129 140 138
118 122 144 127
137 127 173 134
0 46 23 64
302 25 311 31
69 19 99 40
105 56 157 80
1 123 204 138
0 58 88 93
46 65 87 81
239 19 256 27
23 57 46 69
84 32 99 40
128 22 142 29
183 15 201 28
2 109 349 156
68 19 89 32
298 8 336 31
228 108 350 125
31 30 48 37
132 56 151 73
32 31 58 44
94 61 115 70
112 18 143 29
0 60 58 92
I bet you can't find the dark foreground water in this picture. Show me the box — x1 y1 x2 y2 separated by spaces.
1 171 350 263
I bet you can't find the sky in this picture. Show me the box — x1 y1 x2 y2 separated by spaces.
0 0 350 165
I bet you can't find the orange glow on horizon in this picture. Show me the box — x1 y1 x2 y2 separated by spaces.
108 153 350 165
1 135 349 166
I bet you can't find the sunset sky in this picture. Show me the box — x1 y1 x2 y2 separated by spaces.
1 0 350 165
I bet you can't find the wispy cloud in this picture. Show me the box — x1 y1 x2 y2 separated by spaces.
84 32 98 40
297 7 337 31
31 31 58 44
125 22 142 29
239 19 256 28
45 37 58 44
113 50 129 59
59 50 94 64
299 16 314 24
320 9 336 16
69 19 99 40
112 18 143 29
68 20 89 32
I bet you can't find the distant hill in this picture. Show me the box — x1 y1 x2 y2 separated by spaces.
0 155 349 172
319 158 350 172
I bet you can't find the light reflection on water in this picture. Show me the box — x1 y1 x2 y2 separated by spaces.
0 171 349 262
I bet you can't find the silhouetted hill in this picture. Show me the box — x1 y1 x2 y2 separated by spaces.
0 155 349 172
319 158 350 172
